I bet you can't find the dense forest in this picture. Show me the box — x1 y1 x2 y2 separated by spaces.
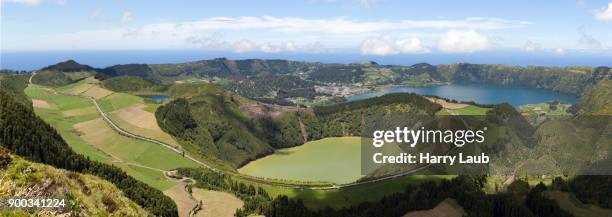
176 166 612 217
0 92 179 217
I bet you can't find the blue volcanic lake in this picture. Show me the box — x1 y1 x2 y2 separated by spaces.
143 95 169 103
348 84 577 107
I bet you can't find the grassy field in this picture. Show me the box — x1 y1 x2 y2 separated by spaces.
164 181 197 217
74 118 196 170
108 104 179 146
192 189 244 217
437 105 491 115
25 81 198 191
25 85 112 163
238 137 363 184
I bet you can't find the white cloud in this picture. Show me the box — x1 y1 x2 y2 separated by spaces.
360 37 397 55
594 2 612 22
395 37 430 53
153 16 528 34
230 40 299 53
554 48 566 55
231 40 259 52
437 30 490 53
121 11 133 24
360 36 430 55
8 16 530 52
523 40 542 52
282 41 297 51
2 0 43 6
1 0 65 6
577 26 603 49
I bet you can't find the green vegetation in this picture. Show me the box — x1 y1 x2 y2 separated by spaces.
40 59 95 72
156 89 441 169
437 105 491 115
178 168 583 217
32 70 93 87
93 59 610 104
238 137 363 184
575 78 612 115
264 175 453 210
545 191 612 217
25 81 197 191
0 73 31 108
0 91 179 217
25 86 111 163
101 75 167 93
99 92 144 112
0 149 149 216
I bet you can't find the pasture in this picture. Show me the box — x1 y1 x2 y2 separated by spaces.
437 105 491 115
192 189 244 217
25 80 198 191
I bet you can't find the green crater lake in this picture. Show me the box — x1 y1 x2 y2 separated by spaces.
238 137 364 184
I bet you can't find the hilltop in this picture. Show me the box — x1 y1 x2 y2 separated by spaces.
0 148 149 216
41 60 95 72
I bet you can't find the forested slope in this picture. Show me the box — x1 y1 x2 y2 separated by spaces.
156 84 441 168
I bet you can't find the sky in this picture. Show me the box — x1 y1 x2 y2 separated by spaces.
1 0 612 65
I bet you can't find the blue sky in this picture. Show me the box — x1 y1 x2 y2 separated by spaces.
1 0 612 58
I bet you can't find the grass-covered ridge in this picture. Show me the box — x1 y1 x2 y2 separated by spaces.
0 149 149 216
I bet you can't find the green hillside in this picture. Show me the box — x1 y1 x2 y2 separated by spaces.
576 78 612 115
0 148 149 216
100 75 167 93
31 60 97 87
156 83 441 168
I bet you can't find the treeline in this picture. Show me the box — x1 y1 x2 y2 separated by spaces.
176 168 574 217
0 73 31 108
0 92 178 217
565 176 612 209
313 92 441 116
100 75 168 93
262 177 572 217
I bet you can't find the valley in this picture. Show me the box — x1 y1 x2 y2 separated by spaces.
2 58 610 217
